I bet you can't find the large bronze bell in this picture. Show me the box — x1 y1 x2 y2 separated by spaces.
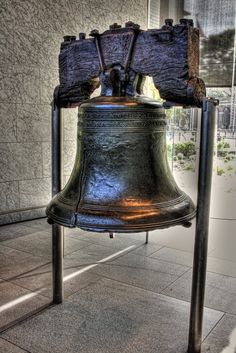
47 95 195 232
47 20 206 233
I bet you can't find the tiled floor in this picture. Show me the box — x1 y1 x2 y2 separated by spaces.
0 217 236 352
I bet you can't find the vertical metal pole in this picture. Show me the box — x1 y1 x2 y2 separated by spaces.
51 101 64 304
145 231 149 244
188 98 218 353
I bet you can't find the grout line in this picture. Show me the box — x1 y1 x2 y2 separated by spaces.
208 253 236 266
2 245 139 299
160 266 192 294
0 233 94 260
63 245 137 282
76 271 208 311
0 337 31 353
201 312 226 343
157 289 226 315
205 269 236 280
148 255 193 268
89 260 192 285
1 261 52 284
0 302 53 335
0 243 52 261
0 216 47 228
64 276 102 300
68 235 141 250
210 217 236 221
0 291 42 314
0 205 47 216
146 245 166 257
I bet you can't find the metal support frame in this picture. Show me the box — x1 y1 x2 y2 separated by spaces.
50 94 218 351
188 98 218 353
51 101 64 304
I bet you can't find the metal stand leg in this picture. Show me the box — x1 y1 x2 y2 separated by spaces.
51 100 64 304
145 231 149 244
188 98 218 353
52 224 64 303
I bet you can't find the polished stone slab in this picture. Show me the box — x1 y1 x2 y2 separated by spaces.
40 68 58 104
42 142 51 178
63 139 76 177
149 225 196 252
19 178 51 209
0 338 28 353
22 218 51 232
0 103 17 143
0 222 39 242
0 182 20 214
16 103 51 143
0 280 49 328
69 230 146 250
202 314 236 353
0 245 48 280
0 20 14 67
90 251 190 293
150 246 193 267
0 142 42 182
11 259 102 299
78 243 136 261
163 269 236 315
1 231 91 259
1 278 223 353
208 220 236 263
207 256 236 278
10 243 129 298
148 218 230 254
0 208 46 226
130 243 164 257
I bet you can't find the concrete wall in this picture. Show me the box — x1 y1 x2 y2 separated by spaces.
0 0 148 225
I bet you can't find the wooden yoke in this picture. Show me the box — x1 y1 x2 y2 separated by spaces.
55 19 205 108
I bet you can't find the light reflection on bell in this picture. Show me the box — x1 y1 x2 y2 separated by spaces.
46 95 195 232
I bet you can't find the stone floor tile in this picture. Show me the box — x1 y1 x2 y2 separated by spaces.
209 230 236 263
64 244 128 267
0 223 40 242
129 243 164 257
11 261 102 299
110 252 189 276
202 314 236 353
69 230 144 250
148 218 231 254
150 247 193 267
1 279 223 353
0 338 28 353
163 269 236 315
207 257 236 278
149 225 196 252
0 245 48 280
78 243 137 260
1 231 90 259
0 280 49 328
10 263 53 298
207 220 236 258
117 232 152 243
64 227 91 239
90 252 190 293
22 218 51 232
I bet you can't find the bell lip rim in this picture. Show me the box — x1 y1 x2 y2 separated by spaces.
46 209 196 232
